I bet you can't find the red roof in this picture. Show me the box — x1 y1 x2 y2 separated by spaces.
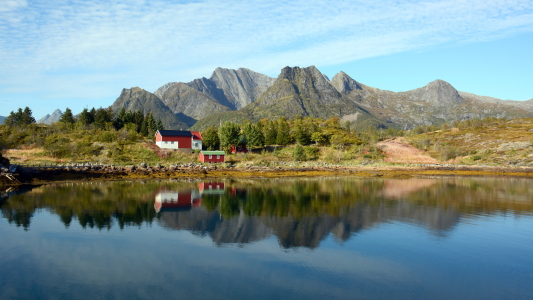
191 131 202 140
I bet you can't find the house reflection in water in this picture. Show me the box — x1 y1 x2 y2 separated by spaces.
198 182 225 195
154 189 202 213
154 182 225 213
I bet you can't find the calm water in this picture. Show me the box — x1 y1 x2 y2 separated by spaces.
1 177 532 299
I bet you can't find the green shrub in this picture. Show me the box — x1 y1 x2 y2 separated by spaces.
440 146 459 161
293 144 306 161
472 155 482 161
304 146 319 160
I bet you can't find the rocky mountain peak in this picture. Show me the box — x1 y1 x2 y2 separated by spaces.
410 79 463 106
37 109 63 125
154 82 178 99
209 67 276 109
331 71 363 95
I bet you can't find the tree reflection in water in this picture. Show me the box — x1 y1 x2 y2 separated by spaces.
1 177 532 248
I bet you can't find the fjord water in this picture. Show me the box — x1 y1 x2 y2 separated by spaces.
1 177 532 299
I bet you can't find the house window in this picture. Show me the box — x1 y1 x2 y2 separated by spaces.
171 141 174 144
209 155 212 159
217 155 220 159
194 143 198 147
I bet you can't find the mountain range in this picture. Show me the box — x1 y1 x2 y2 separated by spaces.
46 66 533 130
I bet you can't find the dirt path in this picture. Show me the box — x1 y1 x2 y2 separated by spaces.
377 137 438 164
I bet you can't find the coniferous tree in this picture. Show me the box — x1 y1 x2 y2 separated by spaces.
263 120 277 145
155 119 164 131
94 107 111 129
4 111 19 126
21 107 36 125
78 108 93 126
59 108 75 124
276 117 290 145
140 117 149 137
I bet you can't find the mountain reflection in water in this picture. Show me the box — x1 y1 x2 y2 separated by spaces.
1 177 532 248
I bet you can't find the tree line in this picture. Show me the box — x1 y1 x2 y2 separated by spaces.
3 106 164 137
201 116 403 151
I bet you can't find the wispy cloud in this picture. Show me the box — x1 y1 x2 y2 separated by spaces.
1 0 532 115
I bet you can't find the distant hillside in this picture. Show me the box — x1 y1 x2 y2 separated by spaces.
0 115 5 125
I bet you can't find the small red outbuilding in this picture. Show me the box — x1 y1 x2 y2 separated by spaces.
199 151 225 163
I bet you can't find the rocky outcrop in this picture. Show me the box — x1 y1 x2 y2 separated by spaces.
242 66 378 122
159 82 231 125
331 71 364 95
408 79 463 107
37 109 63 125
209 67 276 109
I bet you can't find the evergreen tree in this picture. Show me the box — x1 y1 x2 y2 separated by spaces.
21 107 36 124
276 117 290 145
89 108 96 123
78 108 93 125
4 111 19 126
140 117 149 137
263 120 277 145
59 108 75 124
133 110 144 133
202 126 220 150
94 107 111 129
145 112 157 136
114 107 127 130
155 119 164 131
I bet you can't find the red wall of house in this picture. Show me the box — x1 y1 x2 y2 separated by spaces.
156 132 192 148
199 153 225 163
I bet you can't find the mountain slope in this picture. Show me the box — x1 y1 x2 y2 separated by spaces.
110 87 189 130
158 83 232 126
209 67 276 110
37 109 63 125
192 66 386 130
332 72 533 129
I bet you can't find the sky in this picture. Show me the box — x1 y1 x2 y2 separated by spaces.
1 0 532 120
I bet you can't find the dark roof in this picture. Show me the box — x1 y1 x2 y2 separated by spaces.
156 130 194 137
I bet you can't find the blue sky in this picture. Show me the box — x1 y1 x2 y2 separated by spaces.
1 0 532 119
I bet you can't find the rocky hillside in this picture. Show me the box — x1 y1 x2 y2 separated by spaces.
332 72 533 130
110 87 189 130
37 109 63 125
192 66 387 130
